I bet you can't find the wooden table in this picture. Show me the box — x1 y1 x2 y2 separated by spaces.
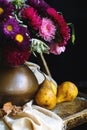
0 92 87 130
52 92 87 129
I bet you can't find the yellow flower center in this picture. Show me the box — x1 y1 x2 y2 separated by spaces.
6 25 13 32
0 7 4 15
15 34 24 43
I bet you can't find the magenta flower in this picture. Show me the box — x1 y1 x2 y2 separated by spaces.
50 43 66 55
39 18 56 42
21 7 41 30
47 8 58 21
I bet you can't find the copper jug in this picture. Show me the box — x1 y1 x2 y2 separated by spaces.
0 64 39 107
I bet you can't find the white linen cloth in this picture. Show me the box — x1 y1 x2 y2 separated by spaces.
0 100 65 130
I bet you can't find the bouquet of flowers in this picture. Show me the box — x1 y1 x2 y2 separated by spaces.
0 0 74 67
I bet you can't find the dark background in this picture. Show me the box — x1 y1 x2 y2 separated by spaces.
44 1 87 130
44 0 87 85
29 1 87 129
30 0 87 90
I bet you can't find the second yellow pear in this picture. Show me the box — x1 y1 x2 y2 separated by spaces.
56 81 78 104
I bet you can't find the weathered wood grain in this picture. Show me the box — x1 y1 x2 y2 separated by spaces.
52 93 87 129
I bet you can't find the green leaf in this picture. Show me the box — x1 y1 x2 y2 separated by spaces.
31 39 50 54
72 34 75 44
12 0 25 9
68 23 75 44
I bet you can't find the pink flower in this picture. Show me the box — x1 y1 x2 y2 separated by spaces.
39 18 56 42
50 43 66 55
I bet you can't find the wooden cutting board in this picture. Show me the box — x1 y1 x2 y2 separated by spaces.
52 92 87 129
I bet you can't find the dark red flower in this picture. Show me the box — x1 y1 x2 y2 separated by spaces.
2 44 31 66
47 8 70 46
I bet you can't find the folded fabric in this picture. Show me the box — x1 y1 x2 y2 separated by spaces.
0 100 65 130
0 119 10 130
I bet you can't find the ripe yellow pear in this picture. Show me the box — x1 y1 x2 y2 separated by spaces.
56 81 78 104
35 79 57 110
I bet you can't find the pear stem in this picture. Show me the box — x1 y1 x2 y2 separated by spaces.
40 53 52 77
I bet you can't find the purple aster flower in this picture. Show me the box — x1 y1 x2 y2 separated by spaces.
14 26 31 50
39 0 50 10
27 0 50 11
0 0 14 22
3 17 19 37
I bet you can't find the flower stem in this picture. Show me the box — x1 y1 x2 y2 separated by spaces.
40 53 52 77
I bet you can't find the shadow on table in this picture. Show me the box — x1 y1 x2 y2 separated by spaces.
71 123 87 130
